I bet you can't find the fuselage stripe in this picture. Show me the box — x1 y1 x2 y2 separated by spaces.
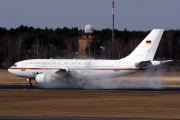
8 68 144 70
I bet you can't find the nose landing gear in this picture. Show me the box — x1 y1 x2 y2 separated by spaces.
27 78 32 87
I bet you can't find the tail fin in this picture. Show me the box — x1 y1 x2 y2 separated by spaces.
124 29 164 61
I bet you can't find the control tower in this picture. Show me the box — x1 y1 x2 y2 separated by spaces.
78 24 94 58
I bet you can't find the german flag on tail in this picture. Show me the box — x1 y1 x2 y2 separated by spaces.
146 40 151 44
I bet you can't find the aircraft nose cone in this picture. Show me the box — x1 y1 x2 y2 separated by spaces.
8 67 19 76
8 68 12 73
8 67 15 75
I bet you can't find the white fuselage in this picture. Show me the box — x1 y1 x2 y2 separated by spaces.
8 59 142 80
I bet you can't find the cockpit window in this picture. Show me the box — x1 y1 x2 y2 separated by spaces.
13 64 17 67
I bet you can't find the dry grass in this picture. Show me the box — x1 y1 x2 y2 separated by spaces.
0 70 180 119
0 91 180 119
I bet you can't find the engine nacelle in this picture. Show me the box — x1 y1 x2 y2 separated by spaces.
35 73 60 84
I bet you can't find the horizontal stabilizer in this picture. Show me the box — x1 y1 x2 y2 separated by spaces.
135 60 173 69
160 60 173 63
135 61 152 69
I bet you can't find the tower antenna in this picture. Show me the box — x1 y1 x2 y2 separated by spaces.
112 0 115 42
111 0 115 59
82 16 84 33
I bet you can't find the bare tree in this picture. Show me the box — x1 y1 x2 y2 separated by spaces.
13 34 26 61
4 36 16 68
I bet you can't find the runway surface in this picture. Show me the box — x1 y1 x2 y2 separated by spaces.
0 117 168 120
0 84 180 93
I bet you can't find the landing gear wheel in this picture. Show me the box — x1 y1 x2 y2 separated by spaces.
27 83 32 87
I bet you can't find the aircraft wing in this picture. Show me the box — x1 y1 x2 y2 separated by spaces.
69 69 84 80
55 68 84 81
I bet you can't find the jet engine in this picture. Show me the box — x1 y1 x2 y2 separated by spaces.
35 73 63 84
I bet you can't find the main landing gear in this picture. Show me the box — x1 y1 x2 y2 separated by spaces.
27 78 32 87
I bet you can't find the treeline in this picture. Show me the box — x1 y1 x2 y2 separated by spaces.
0 25 180 68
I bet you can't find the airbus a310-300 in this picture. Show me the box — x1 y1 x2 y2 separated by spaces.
8 29 171 87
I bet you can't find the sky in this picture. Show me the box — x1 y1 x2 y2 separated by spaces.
0 0 180 31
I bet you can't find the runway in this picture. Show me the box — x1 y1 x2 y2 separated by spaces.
1 84 180 93
0 117 166 120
